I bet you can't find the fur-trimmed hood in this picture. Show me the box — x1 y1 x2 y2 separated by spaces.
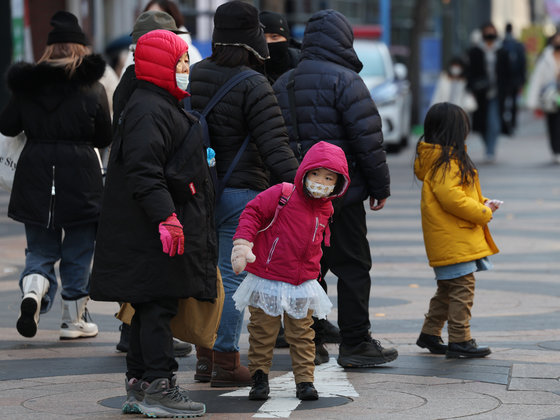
6 54 106 93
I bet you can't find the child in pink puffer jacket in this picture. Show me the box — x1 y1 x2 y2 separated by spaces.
231 141 349 402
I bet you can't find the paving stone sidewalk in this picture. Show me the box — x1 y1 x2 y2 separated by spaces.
0 110 559 419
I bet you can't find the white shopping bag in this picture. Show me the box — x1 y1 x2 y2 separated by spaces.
0 132 26 192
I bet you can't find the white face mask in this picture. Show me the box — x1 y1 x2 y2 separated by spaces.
176 73 189 91
449 66 462 77
305 178 335 198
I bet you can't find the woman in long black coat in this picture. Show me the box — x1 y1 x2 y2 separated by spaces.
90 29 215 416
0 11 111 340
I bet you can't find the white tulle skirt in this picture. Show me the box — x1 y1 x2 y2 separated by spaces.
233 273 333 320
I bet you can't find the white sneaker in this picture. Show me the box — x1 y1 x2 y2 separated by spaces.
60 296 98 339
17 274 49 338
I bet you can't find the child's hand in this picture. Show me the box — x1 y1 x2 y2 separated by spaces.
484 199 503 212
231 239 256 275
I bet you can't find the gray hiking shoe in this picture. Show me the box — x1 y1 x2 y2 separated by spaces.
137 376 205 418
122 377 144 414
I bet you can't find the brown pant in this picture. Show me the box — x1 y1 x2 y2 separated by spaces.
247 306 315 384
421 273 476 343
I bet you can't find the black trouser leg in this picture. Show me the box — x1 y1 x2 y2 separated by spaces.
126 299 179 382
321 202 372 346
546 111 560 155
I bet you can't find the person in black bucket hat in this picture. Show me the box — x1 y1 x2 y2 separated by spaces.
212 0 269 60
47 10 88 46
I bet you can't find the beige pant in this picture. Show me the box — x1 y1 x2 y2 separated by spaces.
247 306 315 384
421 273 476 343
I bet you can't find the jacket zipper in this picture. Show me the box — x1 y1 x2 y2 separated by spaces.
47 165 55 228
266 237 279 265
312 217 319 242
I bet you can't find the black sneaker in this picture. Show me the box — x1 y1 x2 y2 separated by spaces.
248 369 269 400
173 339 193 358
314 342 329 365
275 325 289 348
416 332 447 354
312 317 341 344
296 382 318 401
446 339 491 359
337 336 398 367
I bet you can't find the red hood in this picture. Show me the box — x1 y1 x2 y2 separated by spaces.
295 141 350 200
134 29 189 101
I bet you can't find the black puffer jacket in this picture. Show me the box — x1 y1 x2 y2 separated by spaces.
0 55 111 228
273 9 390 204
189 60 298 191
90 82 217 302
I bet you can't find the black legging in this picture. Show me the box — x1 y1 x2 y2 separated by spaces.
545 111 560 155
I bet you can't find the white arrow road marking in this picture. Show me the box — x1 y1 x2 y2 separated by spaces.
221 357 358 418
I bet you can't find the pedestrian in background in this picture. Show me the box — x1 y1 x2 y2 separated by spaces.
466 22 511 163
431 56 477 114
111 10 194 358
188 0 298 388
274 9 398 368
90 30 215 417
0 11 111 340
526 30 560 164
500 22 527 135
414 102 499 359
231 141 349 401
143 0 203 65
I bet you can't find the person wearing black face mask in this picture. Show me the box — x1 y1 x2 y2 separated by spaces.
259 12 340 359
466 22 512 163
259 11 301 85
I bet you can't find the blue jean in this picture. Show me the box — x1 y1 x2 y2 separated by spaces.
484 97 500 158
21 223 97 314
213 187 260 352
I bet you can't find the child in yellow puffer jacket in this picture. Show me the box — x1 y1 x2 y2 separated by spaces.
414 102 501 359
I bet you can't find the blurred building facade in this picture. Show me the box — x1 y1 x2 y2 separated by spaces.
0 0 553 116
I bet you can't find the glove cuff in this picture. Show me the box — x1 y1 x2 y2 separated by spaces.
233 238 253 248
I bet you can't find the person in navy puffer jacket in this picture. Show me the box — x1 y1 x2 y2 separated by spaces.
231 141 350 401
273 9 397 368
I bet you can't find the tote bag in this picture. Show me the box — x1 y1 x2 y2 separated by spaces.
0 132 26 192
116 268 224 349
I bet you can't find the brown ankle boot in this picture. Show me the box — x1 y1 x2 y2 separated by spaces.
194 346 213 382
210 350 252 387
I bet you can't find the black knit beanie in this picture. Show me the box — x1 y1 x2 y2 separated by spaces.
212 1 269 60
47 11 88 46
259 11 290 40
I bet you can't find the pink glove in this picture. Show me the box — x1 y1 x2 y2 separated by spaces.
158 213 184 256
231 239 256 274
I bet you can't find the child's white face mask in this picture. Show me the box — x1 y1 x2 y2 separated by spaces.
305 178 335 198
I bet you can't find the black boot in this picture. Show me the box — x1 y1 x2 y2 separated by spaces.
312 317 341 344
416 332 447 354
446 339 491 359
248 369 269 400
116 323 130 352
314 341 329 365
296 382 318 400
